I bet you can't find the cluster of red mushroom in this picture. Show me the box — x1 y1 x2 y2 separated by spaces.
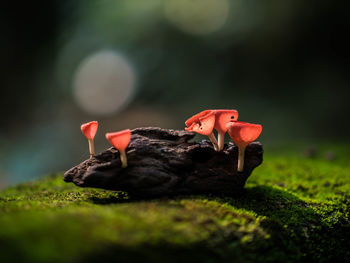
79 110 262 172
80 121 131 168
185 109 262 172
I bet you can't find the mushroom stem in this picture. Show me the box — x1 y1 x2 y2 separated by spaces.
217 132 225 151
119 149 128 168
208 132 219 151
88 139 95 158
237 146 246 172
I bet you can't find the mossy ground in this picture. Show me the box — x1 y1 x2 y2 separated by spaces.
1 144 349 263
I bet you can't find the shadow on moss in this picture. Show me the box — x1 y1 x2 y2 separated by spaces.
88 191 129 205
82 186 350 263
78 244 221 263
221 186 350 262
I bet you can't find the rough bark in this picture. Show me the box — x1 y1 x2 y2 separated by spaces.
64 127 263 198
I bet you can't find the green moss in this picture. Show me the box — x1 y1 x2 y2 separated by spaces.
0 144 349 263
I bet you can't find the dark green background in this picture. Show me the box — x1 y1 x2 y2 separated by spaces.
0 0 349 186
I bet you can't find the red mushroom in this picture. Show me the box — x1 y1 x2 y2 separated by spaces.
185 109 212 127
185 111 218 150
226 121 262 172
81 121 98 158
105 129 131 168
213 109 239 151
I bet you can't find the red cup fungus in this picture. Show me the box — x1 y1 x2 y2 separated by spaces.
213 109 239 151
81 121 98 158
185 109 213 127
226 121 262 172
105 129 131 168
185 110 218 150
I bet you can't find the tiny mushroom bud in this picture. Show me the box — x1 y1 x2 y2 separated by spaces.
213 109 239 151
185 111 218 151
105 129 131 168
226 121 262 172
81 121 98 158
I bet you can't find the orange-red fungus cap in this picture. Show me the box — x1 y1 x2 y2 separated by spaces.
105 129 131 151
81 121 98 140
226 121 262 148
213 109 239 134
185 122 197 132
185 112 215 136
185 110 213 127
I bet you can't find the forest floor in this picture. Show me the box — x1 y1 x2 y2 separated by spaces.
0 143 349 263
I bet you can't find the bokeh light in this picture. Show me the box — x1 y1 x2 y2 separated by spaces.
164 0 230 35
1 0 350 188
73 50 136 115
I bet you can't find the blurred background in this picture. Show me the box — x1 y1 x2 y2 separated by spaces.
0 0 349 188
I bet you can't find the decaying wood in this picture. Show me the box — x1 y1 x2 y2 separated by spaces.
64 127 263 198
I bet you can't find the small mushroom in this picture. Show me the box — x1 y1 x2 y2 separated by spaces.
186 112 218 150
105 129 131 168
185 109 212 127
226 121 262 172
80 121 98 158
213 109 239 151
185 110 218 150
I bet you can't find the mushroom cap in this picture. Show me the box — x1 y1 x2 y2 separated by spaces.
185 112 215 136
185 109 213 127
81 121 98 140
105 129 131 151
226 121 262 148
213 109 239 134
185 122 197 132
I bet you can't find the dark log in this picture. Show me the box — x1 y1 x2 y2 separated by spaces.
64 127 263 198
